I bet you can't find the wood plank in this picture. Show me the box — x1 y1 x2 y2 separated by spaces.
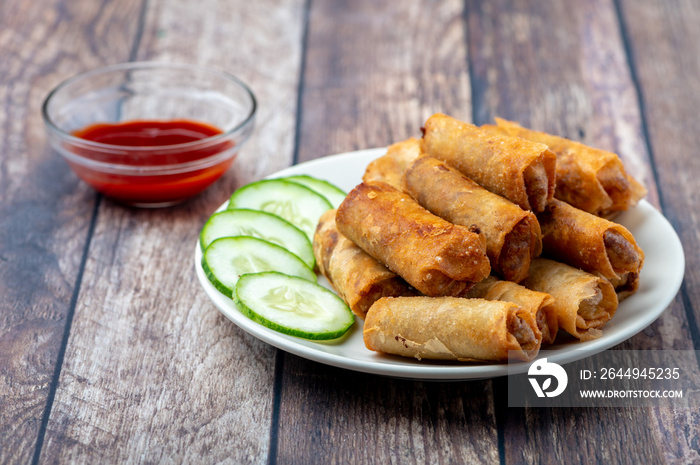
618 0 700 324
41 208 278 463
278 362 499 464
37 0 306 462
616 1 700 460
137 0 306 182
297 0 473 161
465 0 695 462
277 1 500 463
0 1 143 463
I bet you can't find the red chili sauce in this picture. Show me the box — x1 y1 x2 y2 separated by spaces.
70 120 234 206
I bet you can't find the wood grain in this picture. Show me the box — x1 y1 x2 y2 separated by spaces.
276 1 499 463
466 0 695 462
617 1 700 460
279 363 499 464
41 207 278 463
136 0 306 184
297 0 473 161
0 1 143 463
618 0 700 329
37 0 306 463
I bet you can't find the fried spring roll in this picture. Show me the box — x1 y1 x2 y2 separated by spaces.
336 182 490 297
420 113 556 212
405 156 542 282
607 271 640 302
486 117 647 217
466 276 558 345
363 138 421 191
313 209 416 319
538 199 644 282
521 258 618 341
363 296 541 362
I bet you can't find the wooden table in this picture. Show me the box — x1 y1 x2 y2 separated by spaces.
2 0 699 463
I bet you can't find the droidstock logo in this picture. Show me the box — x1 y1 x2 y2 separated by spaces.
528 358 568 398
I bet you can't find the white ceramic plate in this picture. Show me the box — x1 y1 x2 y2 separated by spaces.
195 148 685 380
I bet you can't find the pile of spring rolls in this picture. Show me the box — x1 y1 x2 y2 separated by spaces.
313 113 646 363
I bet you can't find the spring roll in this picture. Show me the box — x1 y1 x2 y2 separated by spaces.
486 117 647 217
405 156 542 282
607 271 640 302
420 113 556 212
363 138 422 191
538 198 644 282
336 182 490 297
466 276 558 345
363 296 541 362
313 209 416 319
521 258 618 341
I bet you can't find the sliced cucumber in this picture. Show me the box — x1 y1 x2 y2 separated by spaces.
199 209 315 268
281 175 347 209
228 179 332 242
203 236 315 298
234 271 354 340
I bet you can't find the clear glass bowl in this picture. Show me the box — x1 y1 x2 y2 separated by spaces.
42 62 256 207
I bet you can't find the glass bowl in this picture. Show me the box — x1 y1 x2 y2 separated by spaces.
42 62 256 207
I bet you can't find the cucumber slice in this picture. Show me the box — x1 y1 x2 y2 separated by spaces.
228 179 332 242
199 209 315 268
203 236 315 298
282 175 347 209
234 271 354 340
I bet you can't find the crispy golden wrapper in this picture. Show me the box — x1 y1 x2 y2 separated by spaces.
607 271 640 302
521 258 618 341
336 182 490 297
466 276 558 345
538 198 644 284
405 156 542 282
362 138 421 191
486 117 647 218
420 113 556 212
363 296 541 362
313 209 416 319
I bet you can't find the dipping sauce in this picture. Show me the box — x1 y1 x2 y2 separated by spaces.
73 120 223 146
68 120 235 207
